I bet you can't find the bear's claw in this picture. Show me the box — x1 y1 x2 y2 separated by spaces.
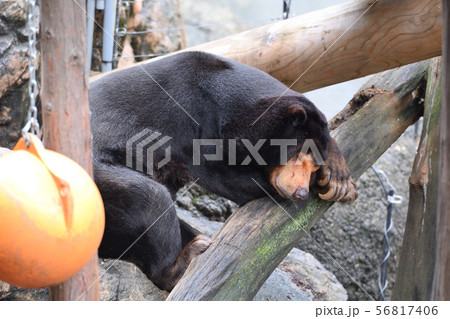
317 174 357 204
184 234 212 260
313 138 358 204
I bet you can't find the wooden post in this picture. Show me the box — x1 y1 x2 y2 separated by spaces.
167 61 429 300
433 0 450 301
40 1 100 300
92 0 442 94
392 58 442 301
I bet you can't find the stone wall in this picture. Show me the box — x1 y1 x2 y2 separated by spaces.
0 0 38 149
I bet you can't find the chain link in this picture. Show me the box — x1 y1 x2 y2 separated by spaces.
22 0 40 145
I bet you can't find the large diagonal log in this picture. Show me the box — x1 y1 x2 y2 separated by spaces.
167 61 429 301
91 0 441 93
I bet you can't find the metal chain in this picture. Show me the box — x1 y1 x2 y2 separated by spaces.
116 0 130 42
283 0 291 19
22 0 40 145
371 165 403 301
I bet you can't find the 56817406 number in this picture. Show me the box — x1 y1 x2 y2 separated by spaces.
375 306 438 316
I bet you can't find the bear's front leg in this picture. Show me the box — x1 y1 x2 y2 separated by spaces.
313 137 358 203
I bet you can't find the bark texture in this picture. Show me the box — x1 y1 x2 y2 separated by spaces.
40 0 99 301
392 57 442 301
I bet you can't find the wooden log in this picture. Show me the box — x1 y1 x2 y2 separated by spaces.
167 61 429 301
40 0 99 301
91 0 442 94
433 0 450 301
392 58 441 301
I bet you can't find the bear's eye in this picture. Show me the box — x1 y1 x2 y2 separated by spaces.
287 105 307 127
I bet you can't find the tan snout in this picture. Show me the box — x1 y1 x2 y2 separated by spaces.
269 152 320 200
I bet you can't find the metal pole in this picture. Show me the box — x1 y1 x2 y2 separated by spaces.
112 0 122 69
86 0 96 73
101 0 117 72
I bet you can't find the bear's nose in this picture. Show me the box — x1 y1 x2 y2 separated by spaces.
294 187 309 200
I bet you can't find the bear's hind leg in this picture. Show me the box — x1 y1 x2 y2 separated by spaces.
94 162 210 291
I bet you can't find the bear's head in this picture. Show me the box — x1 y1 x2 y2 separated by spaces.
218 91 330 202
262 96 330 201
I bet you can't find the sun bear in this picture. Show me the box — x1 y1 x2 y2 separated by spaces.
89 51 357 291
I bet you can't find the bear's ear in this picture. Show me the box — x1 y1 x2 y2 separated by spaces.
286 105 307 127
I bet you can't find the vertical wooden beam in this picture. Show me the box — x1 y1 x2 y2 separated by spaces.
433 0 450 301
40 0 100 300
392 58 441 301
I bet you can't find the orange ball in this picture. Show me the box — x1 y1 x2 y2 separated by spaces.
0 135 104 288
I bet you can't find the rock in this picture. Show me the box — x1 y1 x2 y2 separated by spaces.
1 259 168 301
254 249 347 301
253 249 348 300
178 185 238 222
0 76 30 148
178 208 223 237
0 43 29 97
176 195 194 210
0 1 38 149
0 282 48 301
254 268 311 301
192 195 226 221
0 0 28 26
99 259 168 301
0 34 14 55
278 249 347 301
